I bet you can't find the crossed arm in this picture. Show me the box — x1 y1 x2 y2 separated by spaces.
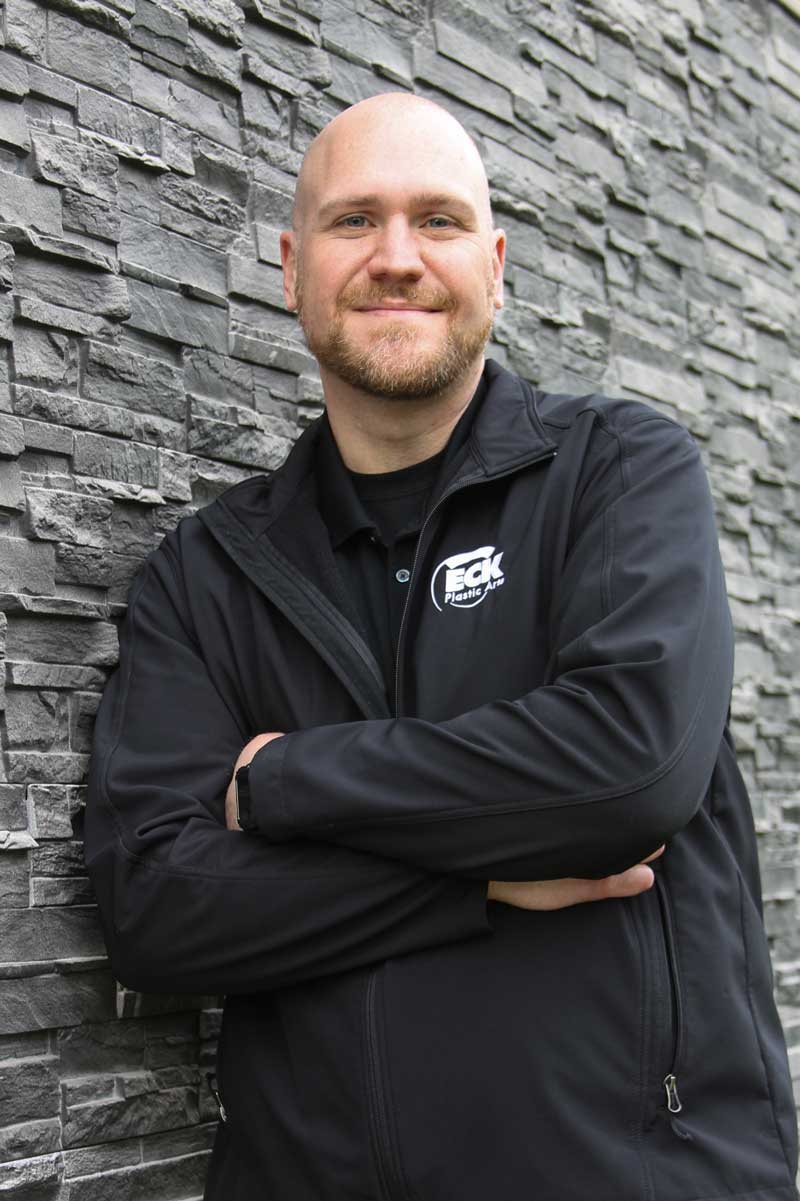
224 732 666 911
86 412 730 995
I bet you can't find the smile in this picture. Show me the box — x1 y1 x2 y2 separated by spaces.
354 307 443 315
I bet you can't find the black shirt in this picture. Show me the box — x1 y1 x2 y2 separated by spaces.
314 372 488 701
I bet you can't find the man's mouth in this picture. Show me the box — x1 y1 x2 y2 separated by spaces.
353 304 444 314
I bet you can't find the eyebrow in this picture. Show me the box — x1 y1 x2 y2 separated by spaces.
316 192 480 225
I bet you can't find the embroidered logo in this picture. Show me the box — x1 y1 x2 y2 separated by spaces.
430 545 505 611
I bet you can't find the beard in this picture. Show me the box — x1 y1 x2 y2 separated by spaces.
294 272 496 400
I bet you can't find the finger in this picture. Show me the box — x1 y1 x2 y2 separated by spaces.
605 864 655 897
641 845 666 864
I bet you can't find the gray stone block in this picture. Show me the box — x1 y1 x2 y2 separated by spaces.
44 0 131 36
0 459 25 511
186 27 241 92
0 969 115 1034
32 130 118 202
61 189 120 243
0 1152 62 1194
0 1117 61 1160
173 0 244 44
0 905 106 962
77 85 161 158
0 170 63 236
5 0 47 63
227 255 284 308
13 326 77 390
30 842 88 879
64 1085 199 1148
4 688 64 749
0 848 30 907
0 240 13 290
130 60 240 149
0 535 54 595
59 1018 143 1075
131 0 189 63
183 347 252 404
30 784 77 838
21 419 74 457
248 0 319 45
13 255 130 319
242 48 309 101
320 3 411 85
72 430 160 488
23 487 114 547
27 62 78 105
126 276 227 352
48 11 131 97
434 18 546 105
5 614 117 672
187 409 292 470
0 1056 60 1125
54 545 113 591
13 297 109 340
32 877 94 906
63 1139 142 1179
120 213 226 295
0 411 25 456
159 117 194 177
0 784 26 830
84 340 185 423
69 691 100 754
66 1151 210 1201
0 50 29 97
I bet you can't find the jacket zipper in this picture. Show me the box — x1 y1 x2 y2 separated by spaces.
364 972 408 1201
206 1071 227 1122
653 873 689 1131
392 446 558 716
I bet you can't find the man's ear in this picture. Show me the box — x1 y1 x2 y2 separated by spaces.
280 230 298 311
492 228 506 311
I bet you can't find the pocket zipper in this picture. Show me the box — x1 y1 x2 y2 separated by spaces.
653 874 692 1139
364 970 409 1201
206 1071 227 1123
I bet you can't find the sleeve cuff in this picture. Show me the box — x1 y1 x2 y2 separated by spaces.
248 733 294 839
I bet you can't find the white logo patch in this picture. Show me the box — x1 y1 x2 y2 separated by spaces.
430 545 505 612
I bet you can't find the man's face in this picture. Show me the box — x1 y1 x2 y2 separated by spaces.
281 103 505 400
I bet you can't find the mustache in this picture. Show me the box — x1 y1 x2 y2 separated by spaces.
335 284 457 312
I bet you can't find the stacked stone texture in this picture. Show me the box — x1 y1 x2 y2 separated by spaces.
0 0 798 1195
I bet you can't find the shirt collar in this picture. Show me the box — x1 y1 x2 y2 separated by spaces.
314 369 489 550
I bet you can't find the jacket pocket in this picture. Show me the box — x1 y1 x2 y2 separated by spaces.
652 873 688 1128
363 967 414 1201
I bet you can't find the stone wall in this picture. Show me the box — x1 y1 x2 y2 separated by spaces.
0 0 798 1196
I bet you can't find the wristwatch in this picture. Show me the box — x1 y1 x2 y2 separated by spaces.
234 763 257 831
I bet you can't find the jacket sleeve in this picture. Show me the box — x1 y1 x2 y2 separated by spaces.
247 414 735 881
84 536 491 997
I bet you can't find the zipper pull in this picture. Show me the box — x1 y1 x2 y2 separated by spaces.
664 1073 682 1114
206 1071 227 1122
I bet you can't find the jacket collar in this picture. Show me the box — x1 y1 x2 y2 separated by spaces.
204 358 555 541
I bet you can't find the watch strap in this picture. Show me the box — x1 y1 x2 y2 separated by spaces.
234 763 257 831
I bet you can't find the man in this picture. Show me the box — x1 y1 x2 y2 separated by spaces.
85 94 799 1201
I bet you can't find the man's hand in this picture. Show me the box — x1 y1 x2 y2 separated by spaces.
225 732 284 830
488 845 665 911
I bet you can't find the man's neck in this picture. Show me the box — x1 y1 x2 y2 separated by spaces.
321 358 485 474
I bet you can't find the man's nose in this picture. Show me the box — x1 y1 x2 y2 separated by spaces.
366 218 425 281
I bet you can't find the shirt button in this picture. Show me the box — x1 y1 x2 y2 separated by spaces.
395 569 411 584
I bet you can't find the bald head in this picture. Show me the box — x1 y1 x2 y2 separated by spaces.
292 93 494 236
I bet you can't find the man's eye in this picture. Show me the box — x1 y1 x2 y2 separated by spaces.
426 216 456 229
339 215 369 228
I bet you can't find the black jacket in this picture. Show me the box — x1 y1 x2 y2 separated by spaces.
85 359 799 1201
